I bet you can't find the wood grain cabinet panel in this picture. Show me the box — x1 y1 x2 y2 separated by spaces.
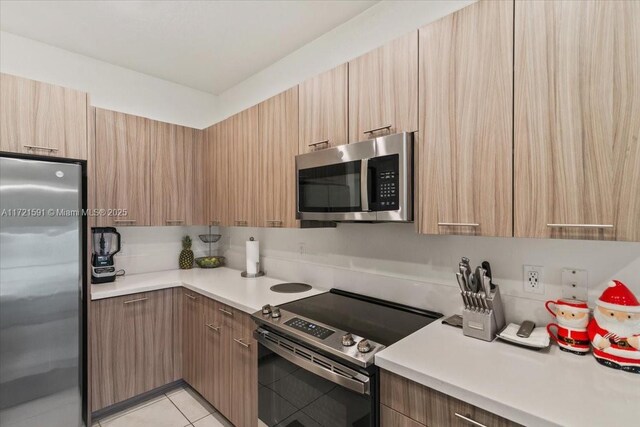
258 87 299 228
417 0 513 237
229 311 258 427
381 370 520 427
381 405 425 427
202 298 231 418
186 129 208 225
182 289 205 394
90 290 175 411
348 31 418 142
1 73 87 159
514 0 640 241
207 121 231 226
150 122 188 226
298 64 348 153
94 108 151 226
228 106 259 227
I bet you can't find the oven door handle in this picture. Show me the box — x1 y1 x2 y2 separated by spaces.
361 158 370 212
255 328 370 396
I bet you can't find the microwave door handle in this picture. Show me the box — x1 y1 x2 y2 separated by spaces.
361 158 370 211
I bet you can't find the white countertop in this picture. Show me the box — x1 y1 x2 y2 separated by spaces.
91 267 325 313
375 321 640 427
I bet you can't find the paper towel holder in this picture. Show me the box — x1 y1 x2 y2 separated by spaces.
242 237 265 278
241 262 265 278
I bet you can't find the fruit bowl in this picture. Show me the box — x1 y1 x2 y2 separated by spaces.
194 256 225 269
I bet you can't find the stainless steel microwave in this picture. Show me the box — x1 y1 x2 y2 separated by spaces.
295 132 413 222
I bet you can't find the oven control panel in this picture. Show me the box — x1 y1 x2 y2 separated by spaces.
285 317 334 340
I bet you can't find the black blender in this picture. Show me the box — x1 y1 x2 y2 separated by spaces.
91 227 121 284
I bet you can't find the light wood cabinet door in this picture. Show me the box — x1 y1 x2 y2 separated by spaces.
202 298 231 418
229 311 258 427
1 73 87 159
228 106 259 227
95 108 151 226
417 0 513 237
515 0 640 241
348 31 418 142
380 370 520 427
187 129 208 225
90 290 175 411
298 64 348 153
182 289 205 394
150 122 188 226
258 87 299 228
207 122 231 226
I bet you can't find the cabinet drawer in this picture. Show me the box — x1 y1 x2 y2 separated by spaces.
381 404 425 427
380 370 520 427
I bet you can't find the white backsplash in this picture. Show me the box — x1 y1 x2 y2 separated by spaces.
107 223 639 326
111 226 217 274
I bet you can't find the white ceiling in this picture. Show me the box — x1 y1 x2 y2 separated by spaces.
0 0 377 95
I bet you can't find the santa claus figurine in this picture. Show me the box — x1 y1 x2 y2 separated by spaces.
588 280 640 374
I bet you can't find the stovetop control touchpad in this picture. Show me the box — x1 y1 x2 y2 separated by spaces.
285 317 334 339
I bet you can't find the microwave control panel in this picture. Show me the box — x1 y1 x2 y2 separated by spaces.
371 154 400 211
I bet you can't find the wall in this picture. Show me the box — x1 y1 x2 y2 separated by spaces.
221 225 640 325
0 31 218 129
211 0 476 124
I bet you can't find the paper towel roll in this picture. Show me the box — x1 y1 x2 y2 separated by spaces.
246 237 259 275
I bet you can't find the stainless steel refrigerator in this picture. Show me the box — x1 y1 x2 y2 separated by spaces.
0 154 87 427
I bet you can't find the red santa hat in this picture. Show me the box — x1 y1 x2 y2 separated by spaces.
596 280 640 313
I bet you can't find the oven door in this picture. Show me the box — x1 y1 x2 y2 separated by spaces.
255 328 376 427
296 139 377 222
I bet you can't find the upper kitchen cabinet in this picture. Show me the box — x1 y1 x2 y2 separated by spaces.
95 108 151 226
298 64 348 153
417 0 513 237
186 129 208 225
348 31 418 142
258 87 299 228
207 121 230 226
150 121 189 226
514 0 640 241
228 106 259 227
1 73 88 159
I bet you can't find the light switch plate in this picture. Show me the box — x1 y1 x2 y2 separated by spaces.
562 268 588 301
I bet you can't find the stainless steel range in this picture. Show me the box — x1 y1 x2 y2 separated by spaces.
252 289 442 427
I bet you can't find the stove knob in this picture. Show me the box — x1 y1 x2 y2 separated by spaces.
271 308 281 319
261 304 272 315
357 339 372 353
341 333 355 347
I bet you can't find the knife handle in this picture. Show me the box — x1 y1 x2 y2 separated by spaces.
482 261 495 289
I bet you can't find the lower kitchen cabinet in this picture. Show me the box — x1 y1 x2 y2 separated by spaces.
229 310 258 427
182 289 205 393
202 297 231 417
380 370 520 427
90 289 177 411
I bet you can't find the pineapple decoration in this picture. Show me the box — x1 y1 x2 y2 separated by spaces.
179 235 194 269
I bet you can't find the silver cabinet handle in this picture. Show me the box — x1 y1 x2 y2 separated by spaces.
114 219 137 224
308 139 329 147
24 144 58 152
438 222 480 227
184 293 197 300
123 297 148 305
363 124 392 135
234 220 248 226
206 323 221 332
166 219 184 224
266 220 283 227
233 338 250 348
454 413 487 427
219 308 233 316
546 223 614 229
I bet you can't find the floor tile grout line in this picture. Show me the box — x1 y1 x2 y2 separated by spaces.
166 391 195 426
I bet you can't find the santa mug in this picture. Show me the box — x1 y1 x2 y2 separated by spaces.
545 299 590 329
547 323 590 355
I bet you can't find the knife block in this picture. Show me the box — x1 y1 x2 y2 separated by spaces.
462 285 506 342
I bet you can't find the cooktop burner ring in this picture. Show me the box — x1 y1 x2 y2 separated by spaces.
270 282 313 293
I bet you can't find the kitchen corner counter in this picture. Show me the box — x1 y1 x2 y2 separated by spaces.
90 267 325 313
375 321 640 427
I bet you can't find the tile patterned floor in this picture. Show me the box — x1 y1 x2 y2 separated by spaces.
92 386 233 427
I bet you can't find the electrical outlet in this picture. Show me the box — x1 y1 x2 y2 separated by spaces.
562 268 588 301
523 265 544 294
298 242 306 255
